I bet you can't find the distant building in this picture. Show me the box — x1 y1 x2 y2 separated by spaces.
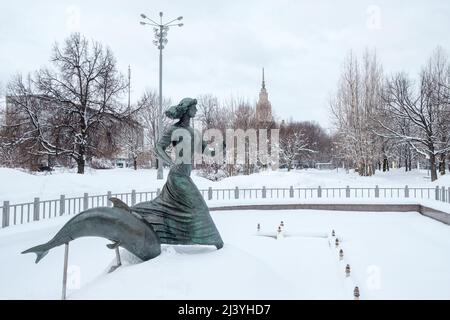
255 68 273 125
315 162 335 170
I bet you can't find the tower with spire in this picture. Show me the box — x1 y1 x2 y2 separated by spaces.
255 68 272 124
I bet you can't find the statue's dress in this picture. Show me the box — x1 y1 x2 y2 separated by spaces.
132 124 224 249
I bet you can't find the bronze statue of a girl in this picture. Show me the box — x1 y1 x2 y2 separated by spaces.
133 97 224 249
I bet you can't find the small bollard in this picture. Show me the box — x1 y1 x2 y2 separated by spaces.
335 238 339 248
339 249 344 261
276 225 283 239
331 229 335 237
345 264 351 277
354 286 360 300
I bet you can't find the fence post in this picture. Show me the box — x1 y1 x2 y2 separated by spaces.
448 187 450 203
2 201 10 228
289 186 294 198
208 187 213 200
59 195 65 216
107 191 112 207
346 186 350 198
404 185 409 198
131 189 136 206
235 187 239 199
435 186 440 201
442 186 446 202
318 186 322 198
375 185 379 198
83 193 89 211
262 186 266 199
33 197 40 221
157 188 161 196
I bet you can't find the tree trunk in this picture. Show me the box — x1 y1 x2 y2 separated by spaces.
430 153 437 182
76 156 85 174
382 157 388 172
134 158 137 170
439 153 446 175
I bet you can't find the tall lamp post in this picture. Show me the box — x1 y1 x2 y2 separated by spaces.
140 11 183 179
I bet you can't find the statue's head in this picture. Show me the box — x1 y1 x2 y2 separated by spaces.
165 97 197 119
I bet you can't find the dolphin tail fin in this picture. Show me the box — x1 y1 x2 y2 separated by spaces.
21 244 49 264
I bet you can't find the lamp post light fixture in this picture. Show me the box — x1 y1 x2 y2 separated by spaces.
140 12 183 180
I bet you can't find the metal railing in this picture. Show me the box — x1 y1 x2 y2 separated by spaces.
1 185 449 228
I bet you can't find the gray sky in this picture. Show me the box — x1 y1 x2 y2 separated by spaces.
1 0 449 129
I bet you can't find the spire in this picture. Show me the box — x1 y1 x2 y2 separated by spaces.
256 68 272 124
262 67 265 89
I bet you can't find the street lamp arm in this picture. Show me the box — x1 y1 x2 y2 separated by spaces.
144 16 161 26
164 18 181 26
165 23 183 27
141 21 159 27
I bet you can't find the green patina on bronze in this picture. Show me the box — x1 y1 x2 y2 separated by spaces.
132 97 224 249
22 97 223 264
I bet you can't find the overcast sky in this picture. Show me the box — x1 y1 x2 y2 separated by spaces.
1 0 449 129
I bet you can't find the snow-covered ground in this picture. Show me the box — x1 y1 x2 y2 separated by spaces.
1 167 449 299
1 167 448 204
1 209 449 299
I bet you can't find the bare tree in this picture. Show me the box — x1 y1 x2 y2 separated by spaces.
137 89 171 168
330 49 383 176
279 121 316 171
120 112 145 170
196 94 219 129
230 98 256 175
6 33 128 173
295 121 331 168
377 48 450 181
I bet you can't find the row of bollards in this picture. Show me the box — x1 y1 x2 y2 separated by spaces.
257 221 285 239
331 229 359 300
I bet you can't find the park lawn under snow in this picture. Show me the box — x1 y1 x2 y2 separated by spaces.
1 167 449 204
0 209 449 299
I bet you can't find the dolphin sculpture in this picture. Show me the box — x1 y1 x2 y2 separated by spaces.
22 198 161 263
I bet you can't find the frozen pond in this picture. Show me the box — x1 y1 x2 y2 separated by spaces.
0 209 449 299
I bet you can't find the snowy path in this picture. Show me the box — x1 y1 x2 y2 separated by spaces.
1 210 449 299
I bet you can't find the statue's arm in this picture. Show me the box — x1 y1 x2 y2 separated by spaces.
155 126 175 166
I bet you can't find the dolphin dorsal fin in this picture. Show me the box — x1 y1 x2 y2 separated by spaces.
109 197 131 212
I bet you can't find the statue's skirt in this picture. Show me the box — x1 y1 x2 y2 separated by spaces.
132 165 224 249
